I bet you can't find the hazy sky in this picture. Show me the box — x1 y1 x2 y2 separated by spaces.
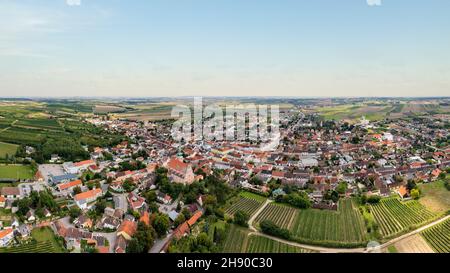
1 0 449 97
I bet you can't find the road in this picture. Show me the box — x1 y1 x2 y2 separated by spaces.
247 199 450 253
149 233 173 253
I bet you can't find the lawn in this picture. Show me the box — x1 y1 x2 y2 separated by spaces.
0 164 35 180
418 179 450 213
0 142 19 159
246 235 314 253
31 227 65 252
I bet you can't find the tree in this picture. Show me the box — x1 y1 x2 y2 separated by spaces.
173 213 186 228
336 182 348 195
233 210 249 227
73 186 82 195
69 207 82 222
260 220 291 240
411 188 420 199
95 199 107 215
123 178 135 192
152 214 170 237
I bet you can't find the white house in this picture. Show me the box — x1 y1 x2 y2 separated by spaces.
0 228 14 247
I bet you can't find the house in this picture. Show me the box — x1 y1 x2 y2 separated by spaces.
0 228 14 247
43 208 52 218
116 220 137 241
63 159 96 174
57 179 82 192
127 192 146 212
165 157 195 184
431 168 442 181
114 234 128 253
397 185 410 200
139 211 150 226
101 216 121 230
74 215 93 229
157 192 172 205
16 224 31 239
1 187 21 200
49 173 78 185
0 196 5 208
74 188 102 209
26 210 36 222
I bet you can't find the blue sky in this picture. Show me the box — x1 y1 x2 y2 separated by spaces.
1 0 449 97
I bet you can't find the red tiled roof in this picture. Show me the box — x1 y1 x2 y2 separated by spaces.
168 157 189 174
74 159 95 167
187 211 202 227
118 220 137 238
58 180 82 191
0 228 13 239
74 188 102 201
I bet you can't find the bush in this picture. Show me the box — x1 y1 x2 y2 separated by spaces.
259 220 291 240
233 210 249 227
367 195 381 204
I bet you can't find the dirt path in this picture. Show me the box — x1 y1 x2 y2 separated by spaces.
248 199 272 232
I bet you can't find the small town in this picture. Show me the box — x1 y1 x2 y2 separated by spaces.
0 99 449 254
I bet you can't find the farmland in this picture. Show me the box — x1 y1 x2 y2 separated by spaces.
225 192 265 217
370 198 437 238
418 179 450 213
289 199 367 247
245 235 314 253
222 225 249 253
0 142 18 158
421 218 450 253
254 203 298 229
0 164 35 180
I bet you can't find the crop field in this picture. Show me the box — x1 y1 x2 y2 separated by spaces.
254 203 298 229
290 199 367 246
15 118 63 131
390 234 434 253
421 218 450 253
0 164 35 180
245 235 313 253
225 193 265 217
0 127 46 145
0 142 19 158
222 225 249 253
370 198 437 238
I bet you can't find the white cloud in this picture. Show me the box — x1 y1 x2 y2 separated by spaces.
66 0 81 6
367 0 382 6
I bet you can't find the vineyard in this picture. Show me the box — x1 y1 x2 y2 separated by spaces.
245 235 314 253
289 199 367 247
254 203 298 229
225 193 265 217
0 241 60 253
222 225 249 253
421 218 450 253
370 198 437 238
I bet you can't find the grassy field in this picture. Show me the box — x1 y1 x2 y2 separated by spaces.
289 199 367 247
245 235 314 253
0 142 18 158
0 164 35 180
418 180 450 213
0 227 65 253
370 198 437 238
421 218 450 253
225 192 265 217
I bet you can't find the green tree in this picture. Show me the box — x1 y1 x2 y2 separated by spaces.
233 210 249 227
152 214 170 237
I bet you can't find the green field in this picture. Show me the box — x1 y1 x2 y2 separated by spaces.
289 199 368 247
222 225 249 253
15 118 63 131
418 179 450 213
255 203 298 229
0 227 65 253
370 198 437 238
421 218 450 253
246 235 313 253
0 142 18 159
225 193 265 217
0 164 34 180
